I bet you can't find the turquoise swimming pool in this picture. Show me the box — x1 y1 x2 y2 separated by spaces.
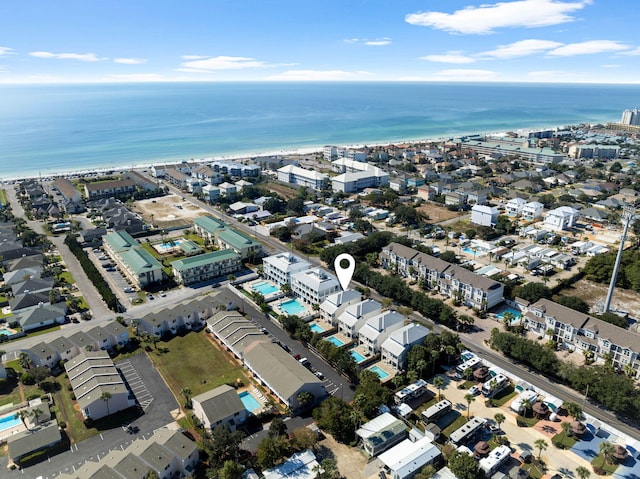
238 391 262 413
278 299 307 316
326 336 344 347
351 349 366 363
155 238 184 253
496 306 522 323
0 329 12 337
462 246 486 257
252 281 279 296
0 414 21 433
369 366 389 380
309 323 325 334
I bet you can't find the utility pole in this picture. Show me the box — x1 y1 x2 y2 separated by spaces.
603 205 635 313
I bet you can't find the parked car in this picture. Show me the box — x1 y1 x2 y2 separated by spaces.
468 385 480 395
124 287 135 293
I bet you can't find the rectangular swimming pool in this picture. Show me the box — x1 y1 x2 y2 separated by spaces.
278 299 307 316
369 366 390 380
309 323 325 334
252 281 279 296
326 336 344 347
238 391 262 413
350 349 366 363
0 414 22 433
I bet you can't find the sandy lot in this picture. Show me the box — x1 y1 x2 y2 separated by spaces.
566 279 640 321
418 203 464 224
134 194 208 228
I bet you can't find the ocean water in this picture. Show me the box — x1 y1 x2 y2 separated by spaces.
1 82 639 180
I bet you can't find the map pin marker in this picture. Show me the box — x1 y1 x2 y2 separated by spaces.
334 253 355 291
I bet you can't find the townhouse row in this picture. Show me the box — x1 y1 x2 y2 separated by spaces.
381 242 505 310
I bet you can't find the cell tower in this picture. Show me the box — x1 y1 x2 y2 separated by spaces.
603 205 635 313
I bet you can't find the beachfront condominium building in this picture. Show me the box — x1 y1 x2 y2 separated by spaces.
277 165 329 190
319 289 362 325
381 242 504 310
381 323 430 371
83 179 137 200
544 206 579 231
171 249 242 286
331 158 389 193
523 298 640 377
621 108 640 126
103 230 163 288
458 137 565 164
290 267 340 305
262 252 311 286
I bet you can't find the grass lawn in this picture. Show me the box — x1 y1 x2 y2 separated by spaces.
58 271 75 285
490 385 517 407
551 432 578 450
0 189 8 206
146 331 248 398
53 375 99 443
0 381 41 408
0 293 8 305
521 460 545 479
441 413 467 440
592 454 619 475
516 415 541 427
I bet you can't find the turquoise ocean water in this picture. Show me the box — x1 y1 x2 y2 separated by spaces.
1 82 639 180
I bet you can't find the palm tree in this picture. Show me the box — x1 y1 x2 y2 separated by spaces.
575 465 591 479
599 440 614 468
15 410 30 430
463 367 473 382
433 376 445 400
30 407 43 426
464 393 475 420
560 421 572 444
494 412 506 432
520 397 533 418
18 352 32 370
181 388 192 408
101 391 112 416
534 438 548 461
564 401 583 421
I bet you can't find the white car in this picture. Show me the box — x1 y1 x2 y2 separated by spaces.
468 385 480 395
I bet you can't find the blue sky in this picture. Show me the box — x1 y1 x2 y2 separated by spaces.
1 0 639 83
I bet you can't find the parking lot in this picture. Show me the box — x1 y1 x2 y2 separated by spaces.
118 358 154 410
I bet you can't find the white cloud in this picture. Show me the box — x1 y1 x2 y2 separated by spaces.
345 38 392 46
431 69 500 81
405 0 591 35
113 57 147 65
421 52 476 64
29 51 107 61
181 55 209 60
0 46 14 56
265 70 373 81
481 39 563 58
547 40 629 56
601 64 620 68
174 67 217 74
180 56 270 71
616 46 640 56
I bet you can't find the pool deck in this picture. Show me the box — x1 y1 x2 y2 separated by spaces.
325 332 352 347
237 386 266 415
0 416 27 442
273 297 313 319
367 361 396 383
244 279 285 303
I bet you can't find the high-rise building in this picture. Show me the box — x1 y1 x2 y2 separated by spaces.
621 108 640 126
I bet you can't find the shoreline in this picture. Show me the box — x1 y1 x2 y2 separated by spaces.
0 122 585 183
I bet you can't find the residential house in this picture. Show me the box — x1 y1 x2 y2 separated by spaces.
521 201 544 221
506 197 526 217
15 303 66 332
319 289 362 325
192 384 247 431
358 310 405 355
378 436 441 479
544 206 579 231
470 205 498 227
337 299 383 339
381 323 430 371
356 413 408 456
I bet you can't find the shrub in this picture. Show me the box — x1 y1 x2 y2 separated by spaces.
59 421 66 429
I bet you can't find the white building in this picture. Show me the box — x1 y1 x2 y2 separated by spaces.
470 205 499 227
479 445 512 476
381 323 430 371
277 165 329 190
262 252 311 286
290 268 340 305
505 197 526 217
319 289 362 325
338 299 382 339
331 159 389 193
521 201 544 221
378 436 441 479
263 449 319 479
544 206 579 231
358 310 406 355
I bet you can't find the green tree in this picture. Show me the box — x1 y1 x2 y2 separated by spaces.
314 458 340 479
290 427 318 451
256 434 288 469
534 438 548 460
556 295 590 314
432 376 445 401
217 460 244 479
564 401 583 421
268 417 288 438
181 387 192 409
599 440 614 467
296 391 315 411
575 465 591 479
448 450 479 479
464 393 475 419
100 391 112 416
494 412 506 432
207 425 245 467
514 282 552 303
30 407 44 426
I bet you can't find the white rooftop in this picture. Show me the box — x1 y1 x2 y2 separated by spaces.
378 436 440 479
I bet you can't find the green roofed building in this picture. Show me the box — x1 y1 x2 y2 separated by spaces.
178 239 203 256
171 249 241 286
103 231 163 288
215 228 262 260
194 216 226 243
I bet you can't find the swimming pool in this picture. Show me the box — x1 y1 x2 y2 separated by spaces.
238 391 262 413
369 366 390 380
278 299 307 316
252 281 279 296
0 414 22 433
326 336 344 347
350 349 366 363
496 307 522 322
0 329 12 337
462 246 486 257
309 323 325 334
154 238 184 254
